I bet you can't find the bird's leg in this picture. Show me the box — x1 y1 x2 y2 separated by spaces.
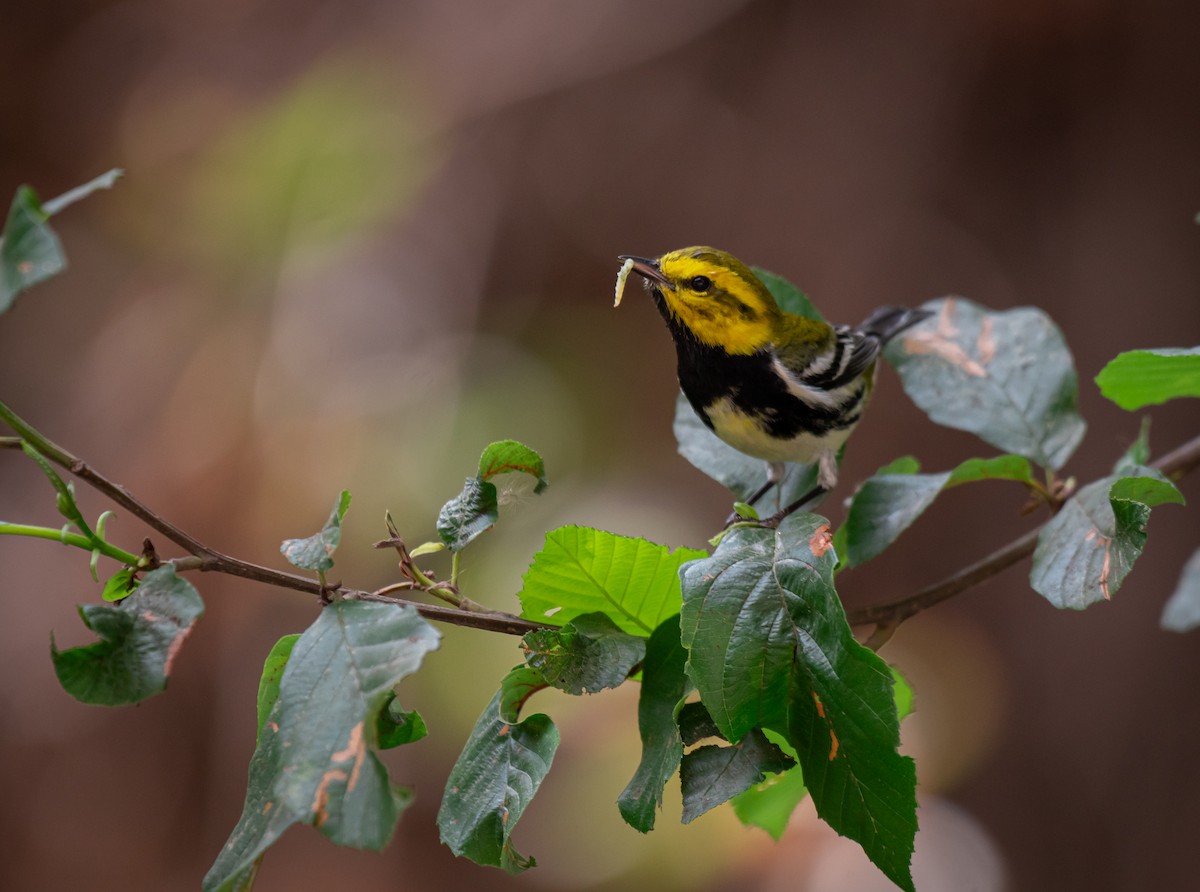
724 462 786 526
759 451 837 528
758 484 827 528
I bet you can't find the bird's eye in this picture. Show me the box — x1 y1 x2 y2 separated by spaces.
689 275 712 293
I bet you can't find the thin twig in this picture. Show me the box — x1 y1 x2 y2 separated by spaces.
1 400 552 637
847 431 1200 628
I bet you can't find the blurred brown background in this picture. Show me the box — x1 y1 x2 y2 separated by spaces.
2 1 1199 890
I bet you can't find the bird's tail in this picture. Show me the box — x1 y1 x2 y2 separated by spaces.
857 306 934 344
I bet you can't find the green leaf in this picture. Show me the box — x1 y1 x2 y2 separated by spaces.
478 440 548 493
618 616 689 833
674 393 822 506
679 513 917 892
376 694 428 748
204 602 439 892
885 297 1086 470
842 454 1034 568
100 567 138 602
1162 548 1200 632
680 730 793 825
731 667 915 840
255 633 299 743
945 454 1035 487
280 490 351 571
1108 473 1185 508
1095 348 1200 410
1 186 64 314
751 266 826 322
436 477 499 552
521 612 646 695
437 667 560 874
51 566 204 705
1030 468 1183 609
518 526 707 635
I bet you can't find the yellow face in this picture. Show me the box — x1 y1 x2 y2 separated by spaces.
653 247 781 355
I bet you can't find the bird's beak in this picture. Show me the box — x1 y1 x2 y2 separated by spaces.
618 255 672 289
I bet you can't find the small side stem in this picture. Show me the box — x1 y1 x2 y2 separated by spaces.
0 521 140 565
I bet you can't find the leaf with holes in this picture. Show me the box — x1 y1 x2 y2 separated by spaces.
478 440 548 493
522 613 646 695
518 526 706 635
1031 467 1184 609
51 566 204 706
885 297 1086 470
437 666 559 874
680 513 916 892
203 602 439 892
280 490 351 571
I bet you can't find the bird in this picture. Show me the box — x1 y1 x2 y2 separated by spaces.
615 246 932 523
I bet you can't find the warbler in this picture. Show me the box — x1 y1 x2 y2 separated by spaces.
616 246 931 518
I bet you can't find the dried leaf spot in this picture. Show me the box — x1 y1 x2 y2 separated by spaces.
261 801 274 815
809 524 833 558
1085 529 1114 600
901 329 988 378
811 692 839 760
162 625 195 678
330 722 366 793
812 691 827 719
311 769 348 827
976 316 996 365
901 300 988 377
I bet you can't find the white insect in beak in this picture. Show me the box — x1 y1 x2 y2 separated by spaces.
613 256 635 308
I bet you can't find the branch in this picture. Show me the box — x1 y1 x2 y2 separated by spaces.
847 431 1200 629
1 400 550 637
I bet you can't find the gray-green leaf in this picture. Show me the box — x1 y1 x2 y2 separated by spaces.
1161 549 1200 632
437 668 559 874
885 297 1086 470
203 602 439 892
51 565 204 705
1031 468 1184 609
280 490 351 571
436 477 499 552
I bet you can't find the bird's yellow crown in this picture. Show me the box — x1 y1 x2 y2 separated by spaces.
653 247 783 355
